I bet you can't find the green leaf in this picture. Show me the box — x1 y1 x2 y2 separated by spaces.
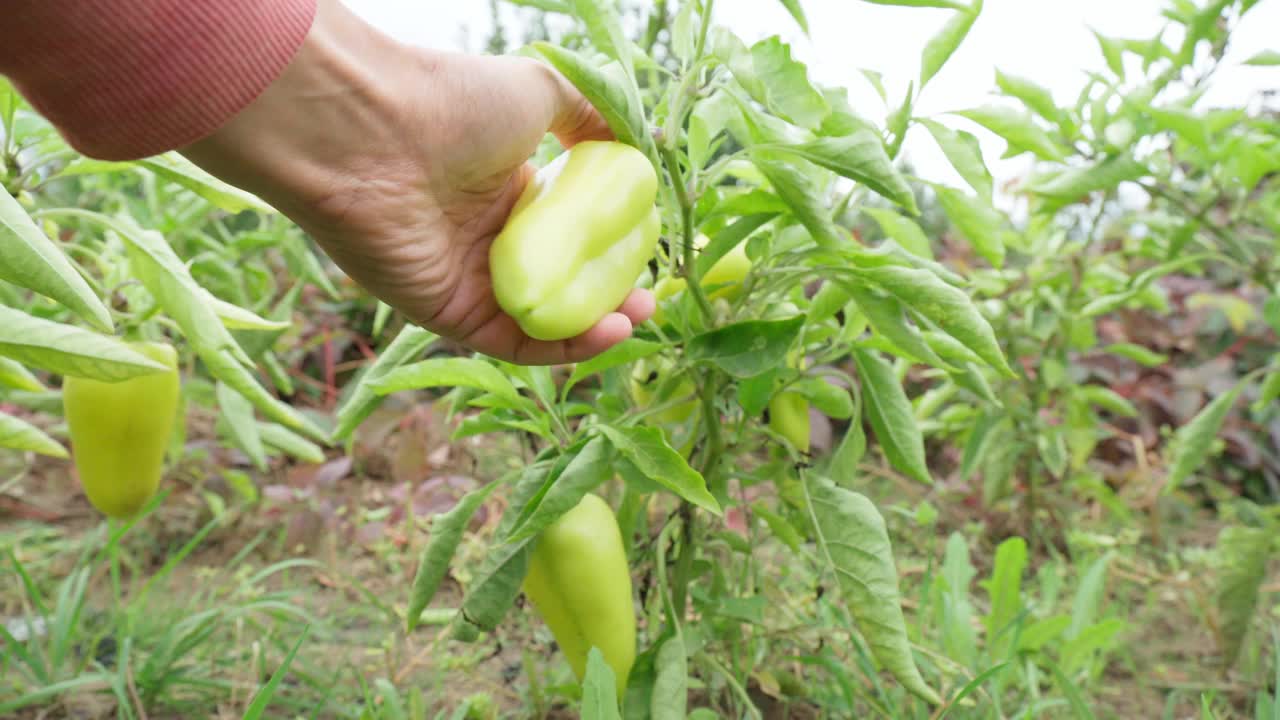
0 305 166 381
750 151 846 247
936 532 979 668
710 189 791 218
1165 381 1245 492
1028 154 1148 211
331 326 437 442
716 34 830 130
241 626 310 720
1 389 64 415
696 214 776 278
793 377 855 419
752 502 804 552
207 293 290 331
1042 654 1098 720
1069 553 1113 639
205 348 325 442
567 339 663 396
0 411 67 458
932 184 1007 267
570 0 633 74
280 234 340 300
217 381 267 472
505 438 616 543
686 316 805 379
1017 615 1072 652
920 3 981 89
985 537 1027 658
1215 526 1271 670
921 329 982 367
0 357 46 392
103 222 251 364
1078 386 1138 418
1103 343 1167 367
919 119 994 201
777 0 810 33
372 357 520 405
497 454 569 539
259 422 326 464
95 218 324 440
450 540 531 640
505 363 556 409
747 35 829 128
766 132 919 213
805 476 941 705
63 154 272 213
1146 104 1209 150
671 0 697 62
853 348 931 484
582 648 623 720
994 68 1061 125
959 413 1001 482
828 388 866 483
650 635 688 720
1244 50 1280 66
0 187 112 332
139 154 273 213
845 285 948 368
1255 368 1280 412
855 264 1011 375
1093 30 1126 77
860 69 889 103
374 680 407 720
533 44 656 164
737 369 778 417
406 481 499 631
598 425 720 514
1039 422 1070 474
953 104 1067 161
862 211 932 264
1060 617 1125 676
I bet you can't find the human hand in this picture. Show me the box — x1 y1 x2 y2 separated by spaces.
181 0 655 364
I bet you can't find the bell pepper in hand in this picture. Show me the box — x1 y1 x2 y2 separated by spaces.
490 141 660 341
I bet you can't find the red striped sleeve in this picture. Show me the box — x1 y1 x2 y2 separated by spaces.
0 0 318 161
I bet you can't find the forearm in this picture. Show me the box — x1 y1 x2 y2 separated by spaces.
178 0 422 228
0 0 316 161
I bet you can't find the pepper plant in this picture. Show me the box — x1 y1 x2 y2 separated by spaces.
3 0 1279 717
369 0 1018 715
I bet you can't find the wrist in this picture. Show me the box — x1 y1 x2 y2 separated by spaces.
179 0 416 225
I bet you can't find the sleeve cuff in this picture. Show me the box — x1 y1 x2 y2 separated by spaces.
0 0 318 161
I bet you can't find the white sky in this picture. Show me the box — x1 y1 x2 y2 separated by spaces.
346 0 1279 187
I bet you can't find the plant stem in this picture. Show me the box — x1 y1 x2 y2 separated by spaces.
658 141 714 324
697 651 762 720
695 0 716 61
670 502 696 623
642 0 668 56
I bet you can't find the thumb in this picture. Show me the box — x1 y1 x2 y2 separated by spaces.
536 62 615 148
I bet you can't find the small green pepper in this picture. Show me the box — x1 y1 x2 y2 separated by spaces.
63 340 181 518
